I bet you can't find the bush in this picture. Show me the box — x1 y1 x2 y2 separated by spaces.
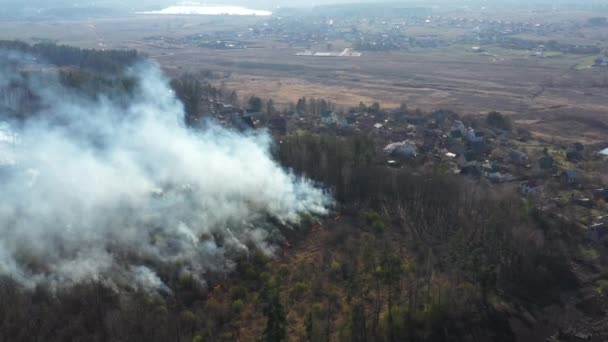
486 111 512 131
289 281 309 299
230 286 247 300
232 299 244 314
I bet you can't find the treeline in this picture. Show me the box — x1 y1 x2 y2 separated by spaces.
170 74 338 127
293 97 336 116
0 40 140 73
498 37 601 54
170 74 239 126
272 132 582 341
0 69 138 121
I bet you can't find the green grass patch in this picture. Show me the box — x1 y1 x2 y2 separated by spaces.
574 55 599 70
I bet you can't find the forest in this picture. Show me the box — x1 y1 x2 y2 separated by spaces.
0 40 140 74
0 42 599 342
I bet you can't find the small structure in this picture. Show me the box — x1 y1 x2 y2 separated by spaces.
386 160 400 168
587 222 608 243
539 156 554 170
451 120 466 138
465 129 484 143
561 169 578 185
520 180 543 195
573 197 593 208
488 172 506 183
321 111 342 127
593 188 608 201
383 141 417 158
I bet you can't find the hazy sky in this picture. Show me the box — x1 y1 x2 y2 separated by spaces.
2 0 606 16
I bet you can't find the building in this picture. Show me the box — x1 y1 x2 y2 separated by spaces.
321 111 342 127
465 129 484 143
561 170 578 185
383 141 417 158
520 180 543 195
587 223 608 243
539 156 554 170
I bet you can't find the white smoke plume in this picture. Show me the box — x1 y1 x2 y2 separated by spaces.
0 54 331 291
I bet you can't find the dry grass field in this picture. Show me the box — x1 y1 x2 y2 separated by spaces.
1 14 607 143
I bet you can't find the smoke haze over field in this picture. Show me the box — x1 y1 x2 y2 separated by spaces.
0 52 331 291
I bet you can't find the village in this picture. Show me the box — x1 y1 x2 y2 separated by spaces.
194 95 608 250
138 8 608 74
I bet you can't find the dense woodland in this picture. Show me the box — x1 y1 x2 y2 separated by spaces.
0 40 140 74
0 130 584 341
0 42 601 342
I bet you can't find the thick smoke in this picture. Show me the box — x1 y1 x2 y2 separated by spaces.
0 54 331 291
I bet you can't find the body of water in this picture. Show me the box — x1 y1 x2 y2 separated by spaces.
140 5 272 16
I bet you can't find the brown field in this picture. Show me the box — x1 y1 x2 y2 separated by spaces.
1 14 607 143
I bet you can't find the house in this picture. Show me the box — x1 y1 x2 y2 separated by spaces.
451 120 466 138
383 141 417 158
593 188 608 201
488 172 506 183
561 170 578 185
466 129 484 143
587 223 608 243
450 129 463 139
321 111 342 127
573 197 593 208
386 159 401 168
520 180 543 195
218 103 239 115
539 156 554 170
